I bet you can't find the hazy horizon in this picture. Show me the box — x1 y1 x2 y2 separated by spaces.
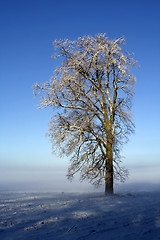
0 162 160 193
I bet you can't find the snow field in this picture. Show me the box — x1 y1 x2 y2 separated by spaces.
0 192 160 240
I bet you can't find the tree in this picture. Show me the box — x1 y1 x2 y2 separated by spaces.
33 34 136 195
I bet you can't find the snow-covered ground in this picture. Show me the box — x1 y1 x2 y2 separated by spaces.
0 191 160 240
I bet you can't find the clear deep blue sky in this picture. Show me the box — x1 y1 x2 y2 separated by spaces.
0 0 160 191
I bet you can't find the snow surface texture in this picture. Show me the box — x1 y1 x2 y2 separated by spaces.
0 192 160 240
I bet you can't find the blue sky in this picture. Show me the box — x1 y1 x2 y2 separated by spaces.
0 0 160 192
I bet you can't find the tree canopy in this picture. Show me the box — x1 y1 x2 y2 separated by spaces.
34 34 136 194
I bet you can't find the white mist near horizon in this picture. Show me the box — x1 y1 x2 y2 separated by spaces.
0 163 160 193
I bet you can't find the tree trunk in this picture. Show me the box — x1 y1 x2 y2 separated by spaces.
105 139 114 195
105 164 114 195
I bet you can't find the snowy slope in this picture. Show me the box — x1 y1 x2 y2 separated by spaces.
0 192 160 240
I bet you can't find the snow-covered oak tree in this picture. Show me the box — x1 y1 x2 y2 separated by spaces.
34 34 136 194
